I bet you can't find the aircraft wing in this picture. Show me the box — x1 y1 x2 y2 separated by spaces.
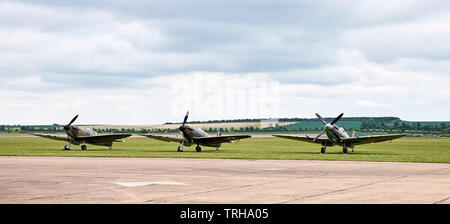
341 134 405 145
32 133 69 142
78 134 132 143
193 135 251 145
139 134 190 145
272 134 332 144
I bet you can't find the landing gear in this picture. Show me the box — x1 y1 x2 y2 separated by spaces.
196 145 202 152
321 147 326 154
178 141 185 152
64 144 71 150
343 147 348 154
81 145 87 151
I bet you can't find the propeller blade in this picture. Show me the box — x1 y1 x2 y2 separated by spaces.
182 111 189 126
315 113 327 125
313 130 326 142
68 114 79 126
331 113 344 125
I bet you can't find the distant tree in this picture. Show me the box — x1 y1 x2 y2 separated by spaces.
393 120 399 129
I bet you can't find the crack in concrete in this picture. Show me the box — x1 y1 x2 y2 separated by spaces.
143 173 330 203
433 196 450 204
143 178 294 203
141 165 336 203
279 167 449 204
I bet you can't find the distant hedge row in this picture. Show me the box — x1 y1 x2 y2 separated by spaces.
1 117 449 135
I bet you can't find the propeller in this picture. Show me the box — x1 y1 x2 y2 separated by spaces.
68 114 79 126
54 114 79 131
315 113 327 125
331 113 344 125
183 111 189 125
313 113 344 141
179 111 191 141
313 130 326 142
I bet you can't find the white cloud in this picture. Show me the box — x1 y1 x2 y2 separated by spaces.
1 76 43 89
0 73 280 124
140 72 280 120
341 10 450 61
354 100 390 108
0 1 449 124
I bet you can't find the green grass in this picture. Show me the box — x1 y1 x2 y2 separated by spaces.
0 137 449 163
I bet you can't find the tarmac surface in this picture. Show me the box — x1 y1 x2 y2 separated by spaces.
0 156 449 204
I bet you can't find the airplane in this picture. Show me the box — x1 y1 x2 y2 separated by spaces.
32 114 132 150
139 111 251 152
273 113 405 154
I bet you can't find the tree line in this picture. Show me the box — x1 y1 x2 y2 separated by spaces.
1 117 449 136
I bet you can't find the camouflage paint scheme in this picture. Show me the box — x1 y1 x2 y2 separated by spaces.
273 113 405 154
140 111 251 152
32 115 131 150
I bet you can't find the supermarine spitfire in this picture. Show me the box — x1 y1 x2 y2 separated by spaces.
273 113 405 154
32 114 131 150
140 111 251 152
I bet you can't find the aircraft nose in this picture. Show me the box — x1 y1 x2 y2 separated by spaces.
179 125 186 132
64 125 70 131
325 124 333 130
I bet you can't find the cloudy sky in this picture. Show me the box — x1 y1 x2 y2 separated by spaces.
1 0 449 125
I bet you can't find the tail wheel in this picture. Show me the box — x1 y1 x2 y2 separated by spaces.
81 145 87 151
321 147 326 154
196 146 202 152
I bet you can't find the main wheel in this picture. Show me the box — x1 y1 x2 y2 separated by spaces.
64 145 71 150
196 146 202 152
81 145 87 151
343 147 348 154
177 146 183 152
321 147 326 154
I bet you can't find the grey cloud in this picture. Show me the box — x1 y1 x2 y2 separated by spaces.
2 0 450 90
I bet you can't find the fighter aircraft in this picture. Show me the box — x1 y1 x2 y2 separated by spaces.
140 111 251 152
273 113 405 154
32 114 131 150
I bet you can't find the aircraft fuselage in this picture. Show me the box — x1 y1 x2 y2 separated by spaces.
65 125 98 139
325 124 350 143
179 125 221 147
64 125 115 146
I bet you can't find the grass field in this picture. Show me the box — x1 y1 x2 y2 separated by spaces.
0 137 449 163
